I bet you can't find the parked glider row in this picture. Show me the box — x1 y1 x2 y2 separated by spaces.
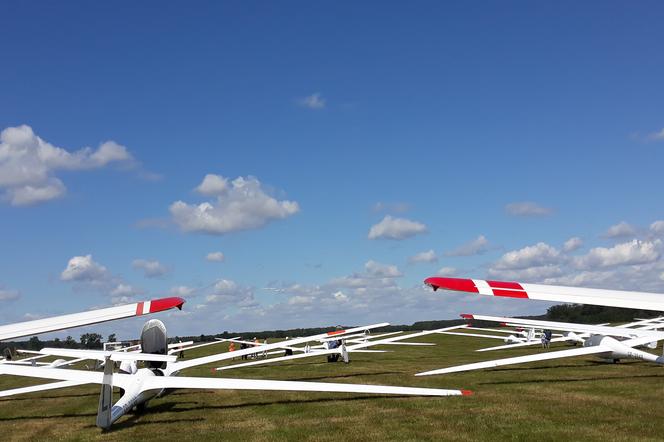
418 276 664 376
3 274 664 430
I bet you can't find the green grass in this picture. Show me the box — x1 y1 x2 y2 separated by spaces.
1 334 663 441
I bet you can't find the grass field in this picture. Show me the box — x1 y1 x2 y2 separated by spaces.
1 332 663 441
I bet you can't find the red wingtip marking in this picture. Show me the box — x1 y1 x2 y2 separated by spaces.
148 297 186 313
327 330 345 336
135 302 144 316
424 277 479 293
460 314 474 320
492 289 529 299
487 280 524 290
461 389 473 396
210 368 216 374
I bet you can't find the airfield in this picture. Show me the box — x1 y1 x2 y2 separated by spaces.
1 331 662 441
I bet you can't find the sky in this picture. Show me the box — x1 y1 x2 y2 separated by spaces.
1 1 664 339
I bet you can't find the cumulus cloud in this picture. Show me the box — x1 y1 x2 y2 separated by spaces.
446 235 489 257
505 202 553 217
298 93 326 109
0 125 134 206
650 221 664 236
170 286 196 297
195 174 228 196
563 237 583 252
604 221 637 239
60 254 147 303
110 283 143 298
204 279 258 308
206 252 225 262
170 174 299 235
409 250 438 264
0 288 20 302
132 259 169 278
492 242 562 270
368 215 427 240
436 267 457 277
364 260 403 278
489 265 563 281
573 239 661 269
60 255 109 282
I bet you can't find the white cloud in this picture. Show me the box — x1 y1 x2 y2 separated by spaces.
604 221 637 239
195 174 228 196
170 175 299 235
132 259 169 278
492 242 562 270
368 215 427 240
573 239 661 269
204 279 258 308
650 220 664 236
505 201 552 217
647 128 664 141
446 235 489 257
489 265 563 281
0 288 20 302
409 249 438 264
0 125 134 206
170 286 196 297
206 252 225 262
60 255 109 282
563 237 583 252
436 267 457 277
364 260 403 278
110 283 143 298
298 93 326 109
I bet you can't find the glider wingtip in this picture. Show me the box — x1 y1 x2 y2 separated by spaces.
148 297 186 313
461 389 473 396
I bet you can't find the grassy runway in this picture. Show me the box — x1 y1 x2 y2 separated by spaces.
1 333 663 441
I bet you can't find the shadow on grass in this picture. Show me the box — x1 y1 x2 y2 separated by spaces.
0 391 99 402
40 394 433 432
480 373 664 385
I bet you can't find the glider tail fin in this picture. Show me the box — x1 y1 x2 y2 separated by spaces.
96 357 114 430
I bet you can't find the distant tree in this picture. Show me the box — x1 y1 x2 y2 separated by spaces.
52 338 62 348
28 336 41 350
80 333 103 349
107 333 117 343
64 336 77 348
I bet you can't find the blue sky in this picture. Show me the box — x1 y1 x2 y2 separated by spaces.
1 2 664 338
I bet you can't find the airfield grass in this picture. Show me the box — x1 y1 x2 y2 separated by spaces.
1 333 663 441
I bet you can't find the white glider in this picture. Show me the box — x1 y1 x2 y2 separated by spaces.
215 325 466 371
0 319 469 429
0 297 185 341
424 276 664 311
416 314 664 376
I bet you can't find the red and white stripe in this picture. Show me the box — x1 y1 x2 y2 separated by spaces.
424 276 664 311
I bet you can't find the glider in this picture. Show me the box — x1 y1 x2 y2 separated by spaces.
416 314 664 376
215 326 466 371
0 319 469 429
0 297 185 342
424 277 664 311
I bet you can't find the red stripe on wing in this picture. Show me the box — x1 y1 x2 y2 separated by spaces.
492 289 529 298
487 280 524 290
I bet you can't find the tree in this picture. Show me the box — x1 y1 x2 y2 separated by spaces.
107 333 117 343
28 336 41 350
64 336 77 348
80 333 103 349
52 337 62 348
